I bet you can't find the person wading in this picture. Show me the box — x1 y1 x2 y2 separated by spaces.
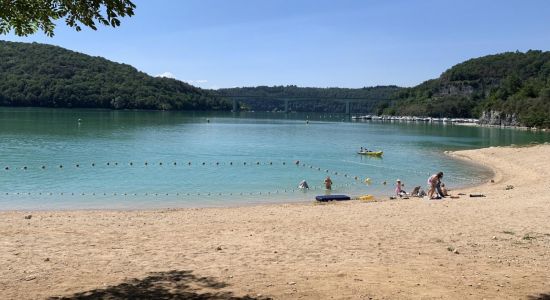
324 176 333 190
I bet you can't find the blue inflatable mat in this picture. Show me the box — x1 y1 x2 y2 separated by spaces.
315 195 351 202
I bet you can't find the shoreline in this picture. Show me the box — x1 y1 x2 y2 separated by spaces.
444 149 497 191
352 117 550 132
1 144 550 299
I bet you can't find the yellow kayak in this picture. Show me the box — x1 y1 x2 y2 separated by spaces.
359 194 375 201
357 151 383 156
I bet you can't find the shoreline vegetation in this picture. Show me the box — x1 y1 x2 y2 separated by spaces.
1 40 549 128
0 41 230 111
217 51 550 129
382 51 550 128
1 144 549 299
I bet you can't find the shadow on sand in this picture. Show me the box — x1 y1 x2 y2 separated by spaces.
48 270 270 300
528 293 550 300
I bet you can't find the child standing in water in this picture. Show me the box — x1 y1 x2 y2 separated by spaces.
324 176 333 190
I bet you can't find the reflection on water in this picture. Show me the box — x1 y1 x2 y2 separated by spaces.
0 107 548 209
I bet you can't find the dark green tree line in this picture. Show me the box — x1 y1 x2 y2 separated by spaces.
216 85 401 113
0 41 230 110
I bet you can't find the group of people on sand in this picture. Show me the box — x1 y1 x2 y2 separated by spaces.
427 171 448 199
395 171 449 199
298 171 449 199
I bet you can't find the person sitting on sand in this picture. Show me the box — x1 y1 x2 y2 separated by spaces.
427 172 444 199
298 180 309 189
419 188 426 197
410 186 420 197
395 179 407 197
324 176 333 190
411 186 426 197
439 183 449 197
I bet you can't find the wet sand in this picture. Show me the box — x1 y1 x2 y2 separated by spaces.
1 144 549 299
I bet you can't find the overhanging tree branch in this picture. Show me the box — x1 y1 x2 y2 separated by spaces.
0 0 135 37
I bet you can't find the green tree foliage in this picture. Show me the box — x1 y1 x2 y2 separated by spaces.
389 50 550 127
0 41 231 110
216 85 401 113
0 0 135 36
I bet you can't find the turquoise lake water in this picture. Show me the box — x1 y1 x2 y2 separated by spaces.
1 107 549 210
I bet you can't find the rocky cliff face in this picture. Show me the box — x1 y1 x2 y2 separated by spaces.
479 110 520 126
435 83 476 97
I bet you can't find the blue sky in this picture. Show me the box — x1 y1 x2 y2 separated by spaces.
4 0 550 89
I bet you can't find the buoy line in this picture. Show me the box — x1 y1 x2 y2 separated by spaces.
1 183 360 199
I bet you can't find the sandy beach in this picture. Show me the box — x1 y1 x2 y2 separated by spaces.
1 144 549 299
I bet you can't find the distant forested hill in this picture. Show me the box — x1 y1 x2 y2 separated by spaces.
1 41 548 127
0 41 230 110
215 85 402 113
388 50 550 127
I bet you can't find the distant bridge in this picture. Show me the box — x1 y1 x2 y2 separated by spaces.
217 95 378 114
